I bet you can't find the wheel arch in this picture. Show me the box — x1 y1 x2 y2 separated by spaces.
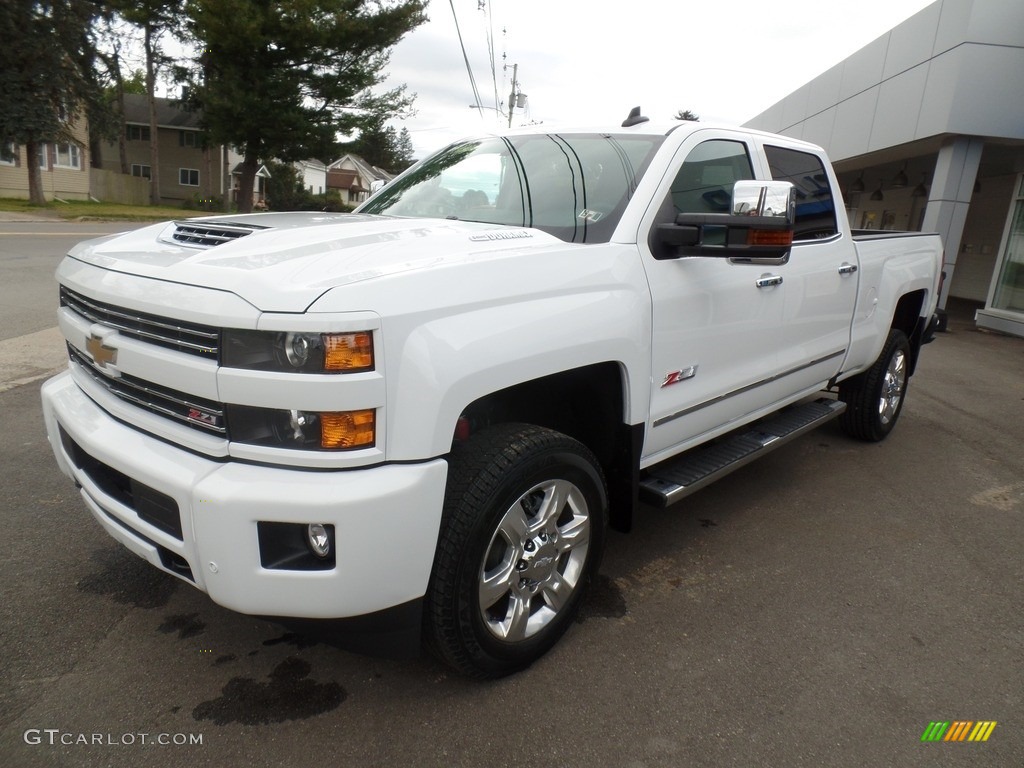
891 289 928 375
456 362 642 533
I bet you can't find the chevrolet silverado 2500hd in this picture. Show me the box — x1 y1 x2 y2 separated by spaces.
41 111 942 678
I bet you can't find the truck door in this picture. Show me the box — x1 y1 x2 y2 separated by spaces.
639 135 785 463
759 144 858 394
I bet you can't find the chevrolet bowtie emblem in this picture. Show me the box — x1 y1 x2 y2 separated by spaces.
86 334 118 368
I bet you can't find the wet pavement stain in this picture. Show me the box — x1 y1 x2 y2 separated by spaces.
699 518 718 527
158 613 206 639
577 574 628 622
192 657 346 725
214 654 237 666
263 632 319 650
77 547 177 609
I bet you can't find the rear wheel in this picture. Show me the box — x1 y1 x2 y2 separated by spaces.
424 423 607 678
839 329 911 441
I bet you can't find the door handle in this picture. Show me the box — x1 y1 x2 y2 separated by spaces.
756 275 783 288
838 262 858 275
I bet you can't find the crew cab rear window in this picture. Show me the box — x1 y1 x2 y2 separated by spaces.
764 145 838 240
359 134 664 244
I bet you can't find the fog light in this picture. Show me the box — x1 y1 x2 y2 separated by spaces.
307 523 331 558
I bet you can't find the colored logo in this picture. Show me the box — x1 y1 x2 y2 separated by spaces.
921 721 997 742
86 334 118 369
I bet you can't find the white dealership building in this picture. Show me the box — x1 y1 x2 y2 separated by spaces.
745 0 1024 337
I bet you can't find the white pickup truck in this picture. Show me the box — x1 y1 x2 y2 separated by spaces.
41 111 942 677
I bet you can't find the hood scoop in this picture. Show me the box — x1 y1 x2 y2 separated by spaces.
164 220 269 249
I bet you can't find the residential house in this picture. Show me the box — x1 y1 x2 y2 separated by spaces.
0 120 91 201
230 163 271 209
295 159 327 195
100 94 238 206
326 154 394 206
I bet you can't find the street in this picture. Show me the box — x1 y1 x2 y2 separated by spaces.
1 222 1021 767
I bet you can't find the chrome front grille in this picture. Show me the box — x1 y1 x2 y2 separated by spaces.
60 287 219 360
69 345 226 436
170 220 263 248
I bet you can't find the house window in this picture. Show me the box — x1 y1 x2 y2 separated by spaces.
127 125 151 141
179 130 199 148
0 143 16 166
179 168 200 186
38 145 48 170
131 164 151 179
53 143 82 169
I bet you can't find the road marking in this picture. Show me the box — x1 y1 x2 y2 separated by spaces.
0 327 67 393
0 232 120 236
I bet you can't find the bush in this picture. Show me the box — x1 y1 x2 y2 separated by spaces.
182 193 227 212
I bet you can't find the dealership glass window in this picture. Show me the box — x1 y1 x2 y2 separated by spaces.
764 145 838 240
131 164 151 179
179 168 200 186
989 175 1024 314
53 143 81 169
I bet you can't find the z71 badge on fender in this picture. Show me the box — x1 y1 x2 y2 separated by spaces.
661 366 698 387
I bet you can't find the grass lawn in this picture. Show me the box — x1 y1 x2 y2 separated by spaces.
0 197 207 222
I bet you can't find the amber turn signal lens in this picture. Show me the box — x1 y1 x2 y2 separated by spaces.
747 229 794 246
320 409 376 449
323 332 374 372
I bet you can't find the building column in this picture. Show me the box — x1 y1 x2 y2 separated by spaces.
921 136 984 307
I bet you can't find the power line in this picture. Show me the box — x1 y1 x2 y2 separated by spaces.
448 0 483 112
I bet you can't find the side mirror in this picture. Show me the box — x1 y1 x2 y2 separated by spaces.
654 180 796 260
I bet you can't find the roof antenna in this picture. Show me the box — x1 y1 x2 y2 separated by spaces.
621 106 649 127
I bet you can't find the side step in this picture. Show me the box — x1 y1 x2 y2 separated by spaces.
639 398 846 508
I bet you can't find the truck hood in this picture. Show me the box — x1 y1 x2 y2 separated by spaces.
67 212 559 312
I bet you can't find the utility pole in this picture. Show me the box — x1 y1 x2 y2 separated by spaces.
507 63 518 129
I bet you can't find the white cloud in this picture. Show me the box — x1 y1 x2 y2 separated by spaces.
383 0 938 155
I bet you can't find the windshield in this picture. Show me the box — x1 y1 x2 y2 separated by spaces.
358 133 664 243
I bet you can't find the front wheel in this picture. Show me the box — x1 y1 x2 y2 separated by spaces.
839 328 911 441
424 424 607 678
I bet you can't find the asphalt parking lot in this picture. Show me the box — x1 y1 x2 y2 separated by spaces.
1 283 1021 766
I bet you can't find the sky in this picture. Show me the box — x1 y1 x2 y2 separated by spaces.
380 0 939 156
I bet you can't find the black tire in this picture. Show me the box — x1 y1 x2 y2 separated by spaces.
839 329 911 442
424 423 607 678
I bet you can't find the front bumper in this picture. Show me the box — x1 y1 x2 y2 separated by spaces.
41 371 448 624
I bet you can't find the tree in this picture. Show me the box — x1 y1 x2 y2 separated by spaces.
264 159 313 211
108 0 186 204
338 116 415 173
674 109 700 122
182 0 427 212
0 0 107 204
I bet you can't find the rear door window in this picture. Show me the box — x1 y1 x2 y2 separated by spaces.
763 145 838 240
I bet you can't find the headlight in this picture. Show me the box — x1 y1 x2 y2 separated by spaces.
227 405 376 450
222 330 374 373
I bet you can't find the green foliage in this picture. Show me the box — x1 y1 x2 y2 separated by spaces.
0 1 109 202
181 192 224 211
0 1 104 145
339 116 416 173
121 69 147 95
264 160 314 211
182 0 427 211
